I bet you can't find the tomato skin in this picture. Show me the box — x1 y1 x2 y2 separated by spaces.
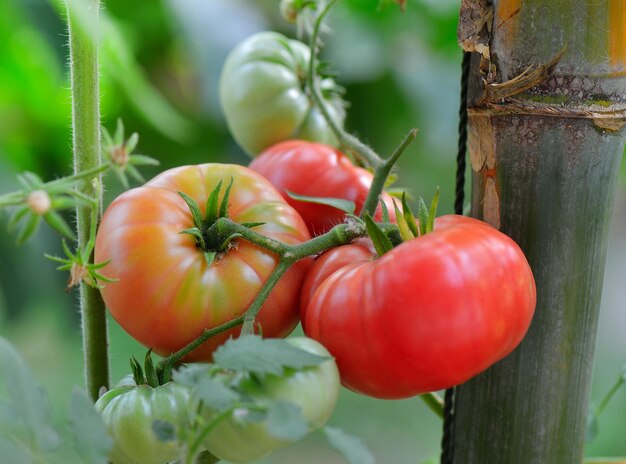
302 215 536 399
95 382 192 464
203 337 340 463
220 32 345 157
95 164 311 361
249 140 397 235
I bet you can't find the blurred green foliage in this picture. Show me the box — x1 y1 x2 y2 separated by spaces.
0 0 624 462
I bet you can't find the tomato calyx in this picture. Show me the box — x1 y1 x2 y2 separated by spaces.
131 350 171 387
178 178 265 266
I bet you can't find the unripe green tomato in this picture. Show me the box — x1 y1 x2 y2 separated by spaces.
203 337 340 463
220 32 346 157
95 382 192 464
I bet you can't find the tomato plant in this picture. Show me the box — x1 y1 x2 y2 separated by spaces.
202 337 340 463
95 381 192 464
249 140 397 235
94 164 311 361
301 215 537 399
220 32 346 157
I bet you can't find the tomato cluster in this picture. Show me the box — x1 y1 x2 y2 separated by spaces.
93 25 537 464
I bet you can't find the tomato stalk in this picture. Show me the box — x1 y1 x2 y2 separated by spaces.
66 0 109 400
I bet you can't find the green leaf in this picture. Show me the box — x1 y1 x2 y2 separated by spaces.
219 177 234 218
0 337 60 453
427 187 440 234
178 191 203 228
43 211 76 240
152 420 176 443
401 193 419 238
173 364 211 386
417 197 429 237
364 214 393 256
205 180 223 224
16 214 41 246
194 376 239 411
266 401 309 441
286 190 356 215
69 388 113 464
323 426 375 464
0 435 34 464
213 335 328 376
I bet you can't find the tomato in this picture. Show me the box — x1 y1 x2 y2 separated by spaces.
301 215 536 399
95 164 311 361
203 337 340 463
249 140 397 235
95 382 192 464
220 32 346 157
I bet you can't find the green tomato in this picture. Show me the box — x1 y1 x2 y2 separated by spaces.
220 32 346 157
203 337 340 463
95 382 192 464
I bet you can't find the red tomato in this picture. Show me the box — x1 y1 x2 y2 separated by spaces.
301 215 536 399
249 140 396 235
95 164 311 361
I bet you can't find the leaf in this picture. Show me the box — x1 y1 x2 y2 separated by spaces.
193 376 239 411
286 190 356 215
401 193 419 238
43 211 76 240
0 435 34 464
0 337 60 453
173 364 212 387
213 335 328 376
265 401 309 441
68 388 113 464
178 191 203 228
364 214 393 256
205 180 223 224
323 426 375 464
152 420 176 443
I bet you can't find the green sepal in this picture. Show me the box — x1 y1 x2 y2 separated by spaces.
51 197 77 210
178 191 203 228
392 199 414 241
205 180 223 225
364 213 393 256
7 206 29 233
219 177 234 219
114 118 125 145
17 171 44 189
16 214 41 246
380 198 390 223
144 351 159 387
241 222 265 229
112 166 129 190
427 187 440 234
204 251 217 267
126 165 145 184
159 362 172 385
125 132 139 153
417 197 429 236
401 193 419 238
43 211 76 240
180 227 206 250
130 356 145 385
220 233 242 251
286 190 356 215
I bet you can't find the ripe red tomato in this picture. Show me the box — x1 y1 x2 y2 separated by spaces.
95 164 311 361
249 140 396 235
301 215 536 399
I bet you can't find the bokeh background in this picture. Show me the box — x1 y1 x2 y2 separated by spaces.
0 0 624 462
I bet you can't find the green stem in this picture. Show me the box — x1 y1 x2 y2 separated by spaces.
595 373 625 416
360 128 418 218
307 0 382 169
420 392 444 419
66 0 109 401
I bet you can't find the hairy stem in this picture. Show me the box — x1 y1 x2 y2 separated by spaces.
66 0 109 400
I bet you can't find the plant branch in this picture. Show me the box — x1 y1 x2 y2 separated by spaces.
66 0 109 400
307 0 383 169
595 372 625 416
420 392 444 419
360 128 418 218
